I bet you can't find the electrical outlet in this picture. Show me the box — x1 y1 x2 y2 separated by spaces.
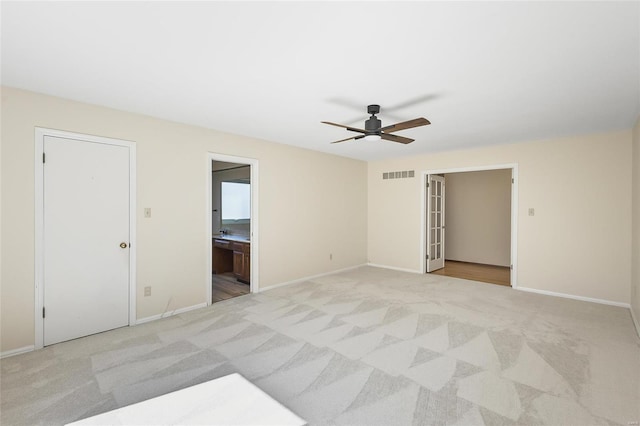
144 286 151 297
329 253 333 261
528 208 535 216
144 208 151 218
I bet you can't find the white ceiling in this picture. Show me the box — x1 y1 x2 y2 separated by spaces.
2 1 639 161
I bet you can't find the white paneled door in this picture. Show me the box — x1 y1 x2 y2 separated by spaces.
426 175 445 272
43 135 131 346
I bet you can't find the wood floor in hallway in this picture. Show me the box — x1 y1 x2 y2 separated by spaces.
430 260 511 286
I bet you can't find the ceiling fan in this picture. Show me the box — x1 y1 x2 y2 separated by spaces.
322 104 430 144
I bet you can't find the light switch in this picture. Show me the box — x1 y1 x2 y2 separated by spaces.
144 208 151 218
528 208 535 216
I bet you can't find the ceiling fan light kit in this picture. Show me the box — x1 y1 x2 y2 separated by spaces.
323 104 430 145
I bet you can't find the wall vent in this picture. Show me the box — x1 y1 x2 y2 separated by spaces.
383 170 415 180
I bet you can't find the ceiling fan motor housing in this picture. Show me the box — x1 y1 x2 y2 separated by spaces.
365 116 381 133
366 105 381 134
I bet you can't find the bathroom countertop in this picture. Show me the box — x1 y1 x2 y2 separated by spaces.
212 234 250 242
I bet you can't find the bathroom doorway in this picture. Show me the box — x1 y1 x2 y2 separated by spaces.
207 154 259 305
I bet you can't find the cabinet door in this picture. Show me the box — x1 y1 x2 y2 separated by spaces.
233 251 244 278
242 254 250 282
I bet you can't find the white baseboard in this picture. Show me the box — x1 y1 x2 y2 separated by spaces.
1 303 210 357
367 263 423 274
516 287 630 308
135 302 208 325
367 266 630 311
259 264 367 293
0 345 35 359
631 305 640 339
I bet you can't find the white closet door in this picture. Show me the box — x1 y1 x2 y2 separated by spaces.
43 135 130 346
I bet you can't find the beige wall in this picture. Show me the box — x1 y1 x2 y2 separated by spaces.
368 131 632 304
444 169 511 267
632 116 640 334
0 87 368 353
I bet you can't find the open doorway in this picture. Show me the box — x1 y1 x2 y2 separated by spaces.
422 164 518 288
207 154 259 305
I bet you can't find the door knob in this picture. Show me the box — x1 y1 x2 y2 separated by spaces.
120 242 128 249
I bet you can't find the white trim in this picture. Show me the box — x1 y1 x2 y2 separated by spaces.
366 263 422 274
370 263 634 315
259 264 367 292
0 345 35 359
34 130 44 350
420 173 427 275
206 153 260 306
129 144 137 326
420 163 519 288
516 287 631 308
629 305 640 338
34 127 137 349
510 166 519 288
420 163 519 175
135 303 208 325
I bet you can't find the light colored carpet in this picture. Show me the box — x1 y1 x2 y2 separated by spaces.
1 266 639 425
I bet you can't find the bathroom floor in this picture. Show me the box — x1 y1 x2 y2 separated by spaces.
212 272 249 303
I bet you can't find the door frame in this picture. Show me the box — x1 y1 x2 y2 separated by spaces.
421 163 518 288
34 127 137 350
206 153 259 304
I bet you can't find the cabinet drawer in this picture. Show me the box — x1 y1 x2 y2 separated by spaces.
231 241 250 254
214 239 231 249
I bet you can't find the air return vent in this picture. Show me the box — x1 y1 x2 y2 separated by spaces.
383 170 415 180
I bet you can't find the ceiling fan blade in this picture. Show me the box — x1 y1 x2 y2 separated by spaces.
330 135 358 144
381 133 414 144
380 117 430 133
321 121 367 134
